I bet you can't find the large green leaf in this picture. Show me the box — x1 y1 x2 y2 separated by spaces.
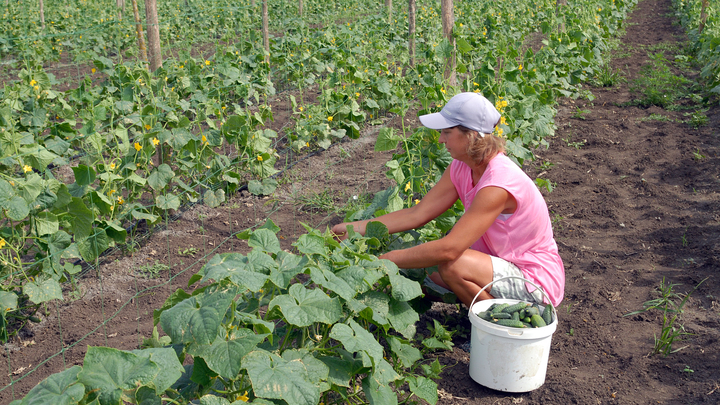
309 266 356 301
242 350 320 405
147 164 174 191
203 189 225 208
361 359 399 405
19 365 84 405
268 284 342 327
77 229 110 263
72 165 96 187
347 291 389 325
155 193 180 211
387 299 418 339
0 291 18 314
329 319 384 365
77 347 160 405
269 251 307 289
374 127 402 152
389 274 422 302
23 279 63 304
199 253 269 292
387 336 421 369
33 212 59 236
159 285 237 345
188 328 266 380
5 195 29 221
130 348 184 394
292 234 326 257
67 197 93 239
248 228 280 254
408 376 438 404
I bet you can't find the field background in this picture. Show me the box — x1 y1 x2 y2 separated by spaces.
1 0 720 404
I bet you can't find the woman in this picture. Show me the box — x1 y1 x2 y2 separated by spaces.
332 92 565 308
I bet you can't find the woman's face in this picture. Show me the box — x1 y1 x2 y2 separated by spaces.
438 126 470 160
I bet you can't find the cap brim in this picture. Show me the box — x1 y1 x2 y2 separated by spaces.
419 112 455 130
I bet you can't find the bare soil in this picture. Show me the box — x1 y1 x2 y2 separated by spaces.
2 0 720 404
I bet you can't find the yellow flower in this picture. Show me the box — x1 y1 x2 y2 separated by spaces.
145 124 151 130
257 155 263 162
236 391 249 402
23 165 32 173
404 182 411 192
109 163 116 170
91 68 96 74
305 142 309 147
518 64 523 70
117 196 124 205
327 116 333 122
108 189 116 196
496 127 504 137
500 116 507 125
0 238 6 249
30 79 37 86
205 60 210 65
134 142 142 151
415 199 420 205
202 135 207 143
152 138 159 146
355 92 360 97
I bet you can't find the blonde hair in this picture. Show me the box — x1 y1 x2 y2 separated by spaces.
457 125 506 166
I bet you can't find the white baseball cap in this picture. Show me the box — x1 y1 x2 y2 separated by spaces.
419 92 501 136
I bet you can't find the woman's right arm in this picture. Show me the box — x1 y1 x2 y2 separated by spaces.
331 168 459 239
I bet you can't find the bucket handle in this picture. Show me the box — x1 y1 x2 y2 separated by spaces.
468 276 552 317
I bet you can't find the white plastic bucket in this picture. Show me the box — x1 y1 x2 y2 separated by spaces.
467 276 558 392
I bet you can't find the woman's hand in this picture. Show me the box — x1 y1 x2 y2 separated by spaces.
331 221 365 241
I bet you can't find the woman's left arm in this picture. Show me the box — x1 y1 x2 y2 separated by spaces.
379 186 511 268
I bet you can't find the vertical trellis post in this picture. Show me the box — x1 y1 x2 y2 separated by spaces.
131 0 149 64
385 0 392 24
145 0 163 71
441 0 456 86
299 0 303 16
408 0 416 66
39 0 45 29
117 0 125 20
699 0 708 34
262 0 269 66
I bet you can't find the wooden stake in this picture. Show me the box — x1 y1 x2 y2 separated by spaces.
699 0 708 34
144 0 163 71
39 0 45 29
441 0 456 86
386 0 392 25
262 0 269 66
131 0 148 64
408 0 416 66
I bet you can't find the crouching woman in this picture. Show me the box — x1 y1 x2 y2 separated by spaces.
332 92 565 308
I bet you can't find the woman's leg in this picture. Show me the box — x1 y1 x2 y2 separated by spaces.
428 249 494 308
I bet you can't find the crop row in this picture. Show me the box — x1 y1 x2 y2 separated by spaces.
671 0 720 93
5 0 639 402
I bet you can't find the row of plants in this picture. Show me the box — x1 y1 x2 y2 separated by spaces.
10 222 455 405
2 2 641 401
671 0 720 94
0 0 376 65
0 0 635 318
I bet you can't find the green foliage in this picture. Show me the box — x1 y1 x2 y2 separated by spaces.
625 277 707 357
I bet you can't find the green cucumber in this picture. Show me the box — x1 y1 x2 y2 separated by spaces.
526 307 540 316
512 311 520 321
496 319 527 328
491 303 510 314
542 303 554 325
476 311 493 321
502 302 530 314
523 316 532 323
530 314 547 328
491 312 512 319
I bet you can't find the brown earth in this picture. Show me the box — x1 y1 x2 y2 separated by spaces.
2 0 720 403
